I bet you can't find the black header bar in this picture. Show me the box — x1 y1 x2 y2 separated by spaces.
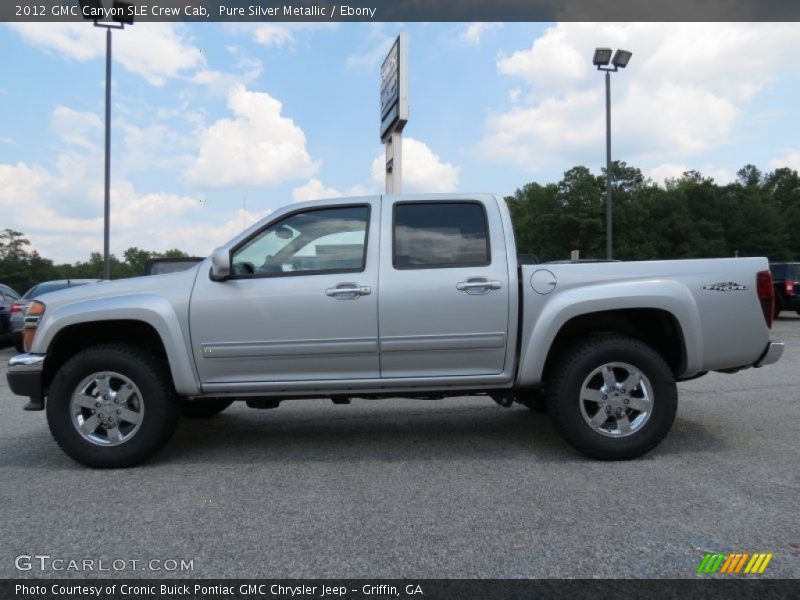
3 0 800 22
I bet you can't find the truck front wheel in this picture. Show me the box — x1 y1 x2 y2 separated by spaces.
46 344 180 468
547 336 677 460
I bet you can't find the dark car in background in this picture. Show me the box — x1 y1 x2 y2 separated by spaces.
769 262 800 318
10 279 100 352
0 283 21 338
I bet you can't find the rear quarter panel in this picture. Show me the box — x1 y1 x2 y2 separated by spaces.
517 257 770 386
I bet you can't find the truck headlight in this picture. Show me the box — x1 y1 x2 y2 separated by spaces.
22 300 45 352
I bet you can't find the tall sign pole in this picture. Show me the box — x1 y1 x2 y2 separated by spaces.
380 33 408 194
103 26 112 280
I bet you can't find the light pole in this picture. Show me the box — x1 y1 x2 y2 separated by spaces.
593 47 632 260
79 1 134 280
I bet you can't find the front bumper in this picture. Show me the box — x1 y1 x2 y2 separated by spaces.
753 342 784 368
7 353 45 410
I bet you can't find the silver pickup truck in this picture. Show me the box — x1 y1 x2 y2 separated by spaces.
7 194 784 467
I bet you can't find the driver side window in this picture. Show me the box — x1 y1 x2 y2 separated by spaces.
231 205 369 277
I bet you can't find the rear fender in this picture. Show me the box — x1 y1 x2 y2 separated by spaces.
517 280 702 387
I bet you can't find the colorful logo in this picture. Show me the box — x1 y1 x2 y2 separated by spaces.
696 552 773 574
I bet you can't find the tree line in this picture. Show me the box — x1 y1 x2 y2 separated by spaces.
2 161 799 294
0 229 189 294
506 162 800 262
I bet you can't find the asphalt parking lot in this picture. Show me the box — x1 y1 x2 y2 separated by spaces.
0 318 798 580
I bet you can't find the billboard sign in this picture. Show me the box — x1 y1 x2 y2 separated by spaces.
380 33 408 140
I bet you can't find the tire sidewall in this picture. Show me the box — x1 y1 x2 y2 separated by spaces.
550 338 677 460
47 347 177 468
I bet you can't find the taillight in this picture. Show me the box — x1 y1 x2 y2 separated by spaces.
785 280 795 296
9 303 22 314
757 270 774 329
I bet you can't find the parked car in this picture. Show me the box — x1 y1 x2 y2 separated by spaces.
10 280 100 352
769 262 800 318
0 283 21 337
7 194 784 467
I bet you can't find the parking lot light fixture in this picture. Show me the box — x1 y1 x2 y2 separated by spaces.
612 49 633 69
594 48 633 260
78 1 133 280
593 48 612 66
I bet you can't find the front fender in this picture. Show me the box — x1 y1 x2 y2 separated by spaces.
32 294 199 395
517 279 702 387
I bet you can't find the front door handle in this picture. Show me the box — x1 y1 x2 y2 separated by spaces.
325 283 372 299
456 278 502 295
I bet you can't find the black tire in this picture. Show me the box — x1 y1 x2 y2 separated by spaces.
180 398 233 418
46 344 180 468
518 389 548 413
547 336 677 460
13 332 24 353
774 305 781 319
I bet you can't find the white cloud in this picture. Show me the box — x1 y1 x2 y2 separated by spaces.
346 24 395 70
225 22 337 48
51 106 102 149
769 149 800 172
498 24 587 87
184 85 317 188
0 101 288 262
371 138 460 193
485 23 800 170
166 208 274 254
646 163 735 185
459 23 501 46
9 22 203 86
119 122 192 174
188 64 262 96
0 155 271 261
291 179 343 202
253 24 295 47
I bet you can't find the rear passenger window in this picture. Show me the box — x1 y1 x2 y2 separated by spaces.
393 202 490 268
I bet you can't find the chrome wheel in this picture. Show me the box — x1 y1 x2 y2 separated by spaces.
69 371 144 446
579 362 653 438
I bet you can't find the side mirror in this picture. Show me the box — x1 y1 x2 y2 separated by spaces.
209 247 231 282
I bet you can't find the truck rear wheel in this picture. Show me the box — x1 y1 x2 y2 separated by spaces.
180 398 233 418
46 344 180 468
547 336 677 460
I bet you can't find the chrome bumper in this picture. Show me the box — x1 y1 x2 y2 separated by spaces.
7 353 46 410
9 353 46 370
754 342 784 368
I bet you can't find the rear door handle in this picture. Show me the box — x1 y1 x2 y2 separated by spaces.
325 283 372 299
456 278 502 294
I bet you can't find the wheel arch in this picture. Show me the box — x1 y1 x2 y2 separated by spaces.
541 308 687 382
517 282 702 387
36 296 200 396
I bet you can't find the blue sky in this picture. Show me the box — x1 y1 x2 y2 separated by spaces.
1 22 799 261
